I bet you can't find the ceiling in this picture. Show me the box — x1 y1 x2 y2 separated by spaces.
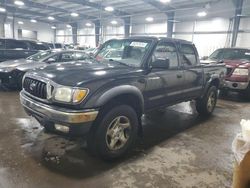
0 0 223 24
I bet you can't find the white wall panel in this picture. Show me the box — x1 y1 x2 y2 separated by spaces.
236 33 250 48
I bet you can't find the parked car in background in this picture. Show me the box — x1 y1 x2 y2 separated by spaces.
201 48 250 99
0 49 90 89
20 36 225 160
84 47 98 56
0 39 50 62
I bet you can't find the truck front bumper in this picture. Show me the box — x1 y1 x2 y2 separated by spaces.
20 91 99 135
222 80 249 90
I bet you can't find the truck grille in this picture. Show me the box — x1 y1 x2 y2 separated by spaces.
23 77 47 99
226 67 233 76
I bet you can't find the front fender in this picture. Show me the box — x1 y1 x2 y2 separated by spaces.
84 85 144 110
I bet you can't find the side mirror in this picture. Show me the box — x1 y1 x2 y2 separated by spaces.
217 60 224 64
151 59 170 69
46 58 56 64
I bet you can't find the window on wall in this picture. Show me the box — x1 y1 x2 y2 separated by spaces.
180 44 197 66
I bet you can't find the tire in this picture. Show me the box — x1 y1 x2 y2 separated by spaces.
196 86 218 116
87 105 138 160
239 84 250 100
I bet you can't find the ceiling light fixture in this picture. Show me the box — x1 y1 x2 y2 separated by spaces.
85 23 92 27
197 11 207 17
0 7 6 12
48 16 55 20
18 21 24 25
14 0 24 6
71 12 79 17
30 19 37 23
51 26 56 29
159 0 171 3
111 20 118 25
66 24 72 28
145 17 154 22
105 6 114 12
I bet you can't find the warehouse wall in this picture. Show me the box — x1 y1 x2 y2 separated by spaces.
4 17 54 42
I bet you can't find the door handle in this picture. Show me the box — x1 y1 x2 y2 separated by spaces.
177 74 182 78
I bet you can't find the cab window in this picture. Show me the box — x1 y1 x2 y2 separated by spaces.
75 52 89 61
152 41 179 68
180 44 197 66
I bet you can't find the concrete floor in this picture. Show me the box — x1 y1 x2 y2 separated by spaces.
0 89 248 188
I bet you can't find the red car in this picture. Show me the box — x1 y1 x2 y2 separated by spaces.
201 48 250 99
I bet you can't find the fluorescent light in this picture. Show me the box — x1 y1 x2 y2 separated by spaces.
160 0 171 3
111 20 118 25
71 12 79 17
30 19 37 23
85 23 92 27
66 24 72 28
48 16 55 20
197 11 207 17
0 7 6 12
51 26 56 29
105 6 114 12
18 21 24 25
146 17 154 22
14 1 24 6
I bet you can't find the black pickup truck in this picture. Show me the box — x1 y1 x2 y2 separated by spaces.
20 37 225 160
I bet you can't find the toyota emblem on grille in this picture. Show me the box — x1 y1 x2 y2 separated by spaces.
30 83 36 91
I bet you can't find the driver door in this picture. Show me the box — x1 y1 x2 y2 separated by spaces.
144 40 185 110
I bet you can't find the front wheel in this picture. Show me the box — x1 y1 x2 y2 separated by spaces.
87 105 139 160
196 86 218 116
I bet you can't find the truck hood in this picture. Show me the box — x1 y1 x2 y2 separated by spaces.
27 60 142 87
200 59 218 64
16 62 47 72
224 60 250 68
0 59 37 68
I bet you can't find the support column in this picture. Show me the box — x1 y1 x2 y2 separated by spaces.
231 0 244 47
94 20 101 47
124 17 131 38
166 11 175 38
0 15 6 38
70 23 78 45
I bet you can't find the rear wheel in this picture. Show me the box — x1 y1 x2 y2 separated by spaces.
87 105 138 160
196 86 218 116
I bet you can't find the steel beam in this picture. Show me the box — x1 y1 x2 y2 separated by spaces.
124 17 131 38
167 11 175 38
70 23 78 45
94 20 101 47
231 0 244 47
62 0 129 17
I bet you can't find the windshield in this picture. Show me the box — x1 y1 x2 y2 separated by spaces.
209 48 250 61
95 39 153 67
27 50 54 61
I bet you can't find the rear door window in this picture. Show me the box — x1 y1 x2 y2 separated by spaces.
180 44 197 66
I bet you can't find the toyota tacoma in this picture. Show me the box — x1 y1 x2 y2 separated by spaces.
20 37 225 160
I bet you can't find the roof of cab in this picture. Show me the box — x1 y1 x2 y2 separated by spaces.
109 36 193 44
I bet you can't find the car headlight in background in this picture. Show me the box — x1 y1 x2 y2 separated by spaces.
232 68 249 76
54 87 88 103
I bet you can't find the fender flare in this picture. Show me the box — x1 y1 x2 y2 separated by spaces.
95 85 144 112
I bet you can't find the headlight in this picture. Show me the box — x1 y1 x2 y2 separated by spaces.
232 68 249 76
54 87 88 103
54 87 72 102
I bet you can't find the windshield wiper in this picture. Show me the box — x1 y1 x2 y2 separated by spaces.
108 59 130 67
